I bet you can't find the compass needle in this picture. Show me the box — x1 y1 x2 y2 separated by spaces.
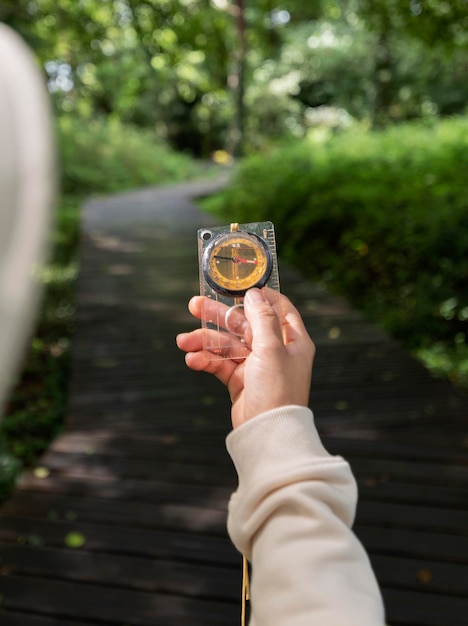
236 257 258 265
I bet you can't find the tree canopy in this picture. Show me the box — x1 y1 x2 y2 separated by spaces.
2 0 467 155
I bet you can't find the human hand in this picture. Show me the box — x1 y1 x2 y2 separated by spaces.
176 288 315 429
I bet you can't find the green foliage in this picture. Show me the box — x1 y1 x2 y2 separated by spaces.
2 0 467 155
58 116 206 197
1 0 237 155
416 340 468 388
356 0 468 49
203 116 468 384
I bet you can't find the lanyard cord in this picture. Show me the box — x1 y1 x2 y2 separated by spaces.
241 555 250 626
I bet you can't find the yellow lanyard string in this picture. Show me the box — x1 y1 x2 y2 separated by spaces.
241 555 250 626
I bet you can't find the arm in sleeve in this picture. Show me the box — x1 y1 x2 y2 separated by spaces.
226 405 386 626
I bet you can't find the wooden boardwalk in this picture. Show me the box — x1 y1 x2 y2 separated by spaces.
1 177 467 626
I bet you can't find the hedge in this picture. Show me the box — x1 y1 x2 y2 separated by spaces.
203 117 468 382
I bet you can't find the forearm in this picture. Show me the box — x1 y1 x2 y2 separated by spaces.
226 406 385 626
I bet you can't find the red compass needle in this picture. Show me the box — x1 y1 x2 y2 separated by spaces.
235 256 258 265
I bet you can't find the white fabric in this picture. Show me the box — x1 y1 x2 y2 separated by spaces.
0 24 56 415
226 405 385 626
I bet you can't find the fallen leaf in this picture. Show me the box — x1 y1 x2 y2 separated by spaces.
328 326 341 340
65 532 86 549
33 467 50 479
335 400 349 411
417 568 433 585
93 358 119 368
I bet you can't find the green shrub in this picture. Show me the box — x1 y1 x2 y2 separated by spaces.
58 115 206 197
203 117 468 384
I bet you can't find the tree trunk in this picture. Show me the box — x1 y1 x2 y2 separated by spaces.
373 31 393 127
232 0 246 156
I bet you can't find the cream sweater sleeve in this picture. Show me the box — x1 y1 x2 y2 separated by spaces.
226 405 385 626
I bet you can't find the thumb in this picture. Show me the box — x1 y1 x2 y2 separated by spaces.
244 288 284 351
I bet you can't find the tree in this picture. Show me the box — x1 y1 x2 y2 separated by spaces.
357 0 468 49
1 0 466 154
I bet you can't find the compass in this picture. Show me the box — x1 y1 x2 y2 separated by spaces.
202 224 273 297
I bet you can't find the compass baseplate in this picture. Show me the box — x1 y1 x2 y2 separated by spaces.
197 221 280 360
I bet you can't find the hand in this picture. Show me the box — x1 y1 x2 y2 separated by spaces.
176 288 315 429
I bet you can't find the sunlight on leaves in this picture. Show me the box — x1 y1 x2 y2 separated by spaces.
37 263 78 285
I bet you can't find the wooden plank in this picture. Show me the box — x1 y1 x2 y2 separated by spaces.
17 472 233 507
0 542 239 600
47 431 468 473
355 525 468 564
370 554 468 596
38 451 237 487
325 437 468 464
7 478 468 530
0 516 238 566
350 458 468 487
328 425 468 449
357 479 468 509
50 430 228 454
48 429 468 467
0 575 239 625
382 588 468 626
1 492 228 535
36 449 468 489
3 543 467 620
0 612 94 626
49 433 230 465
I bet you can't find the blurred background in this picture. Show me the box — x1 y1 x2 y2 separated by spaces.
0 0 467 497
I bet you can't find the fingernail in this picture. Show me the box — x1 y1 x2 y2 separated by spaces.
246 288 264 304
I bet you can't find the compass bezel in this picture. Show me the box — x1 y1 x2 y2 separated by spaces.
202 230 273 297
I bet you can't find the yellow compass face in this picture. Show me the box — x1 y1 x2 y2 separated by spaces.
203 231 273 296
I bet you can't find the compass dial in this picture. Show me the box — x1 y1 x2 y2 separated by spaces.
202 231 273 297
